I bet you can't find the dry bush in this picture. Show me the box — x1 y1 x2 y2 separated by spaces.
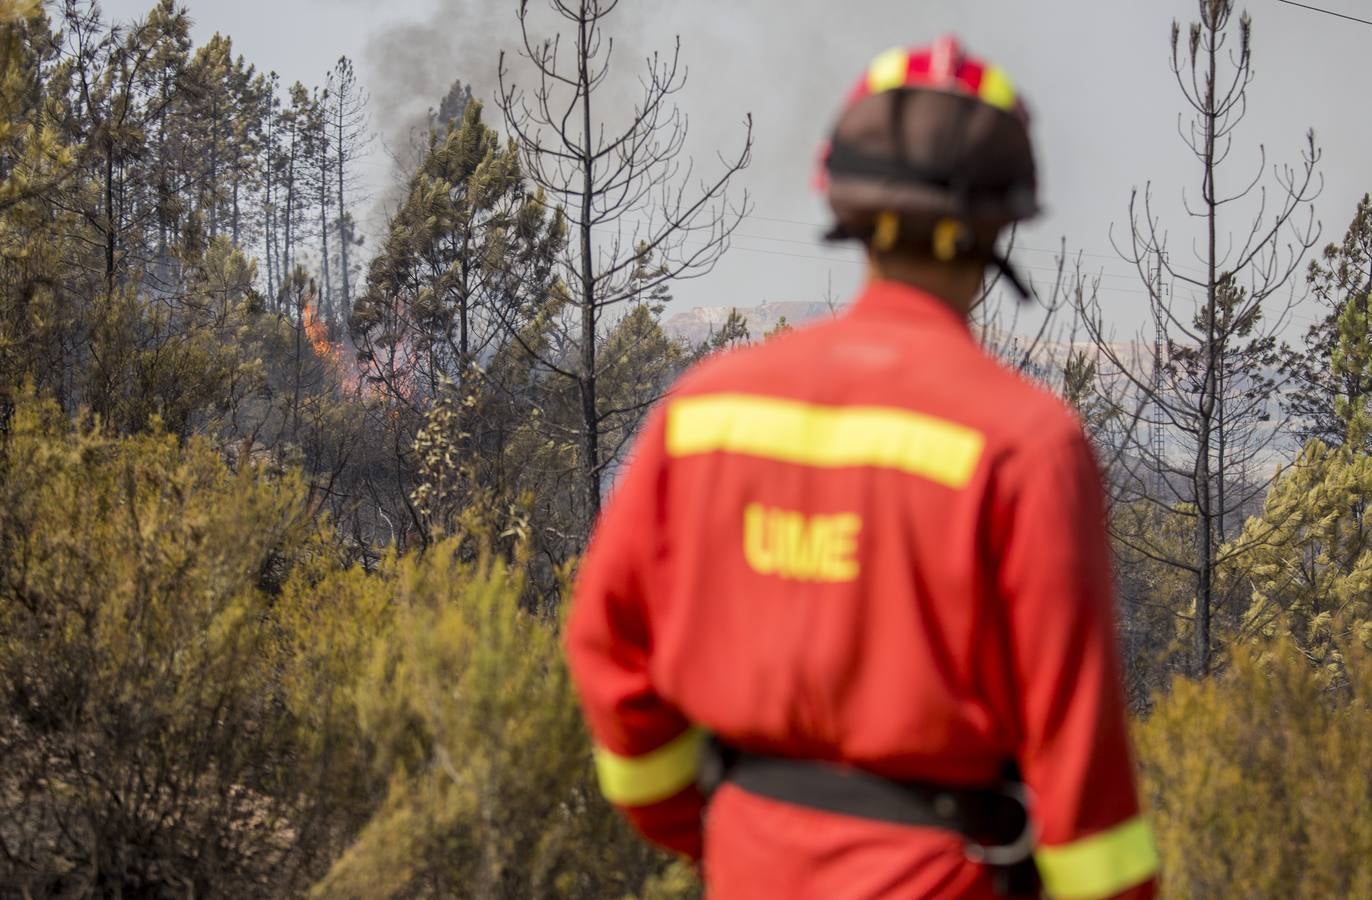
1136 638 1372 898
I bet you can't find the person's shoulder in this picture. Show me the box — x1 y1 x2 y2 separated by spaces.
972 354 1089 455
670 316 837 398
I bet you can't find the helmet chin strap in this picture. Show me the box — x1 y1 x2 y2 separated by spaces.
988 251 1032 302
823 217 1031 302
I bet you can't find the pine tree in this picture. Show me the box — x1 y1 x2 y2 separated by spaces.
226 53 268 247
350 99 565 546
261 77 323 304
0 0 67 210
325 56 369 328
0 0 78 404
1283 195 1372 449
1077 0 1321 674
352 99 563 403
58 0 195 289
694 308 750 359
1233 286 1372 668
0 1 49 208
497 0 752 532
429 78 473 133
186 34 235 241
178 33 263 252
277 82 318 296
313 84 334 325
262 70 281 299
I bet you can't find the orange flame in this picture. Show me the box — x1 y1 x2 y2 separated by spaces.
302 298 417 404
303 300 368 395
304 301 343 367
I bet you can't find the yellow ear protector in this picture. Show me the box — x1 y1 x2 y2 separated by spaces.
854 213 1032 301
932 218 971 262
872 211 902 252
871 214 972 261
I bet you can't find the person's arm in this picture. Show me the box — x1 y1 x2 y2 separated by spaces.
992 423 1159 900
564 409 705 860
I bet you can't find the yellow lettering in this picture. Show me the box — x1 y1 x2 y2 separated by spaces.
742 503 862 583
743 503 776 575
822 513 862 581
779 511 813 577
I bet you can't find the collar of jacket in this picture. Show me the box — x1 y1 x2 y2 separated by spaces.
846 279 975 339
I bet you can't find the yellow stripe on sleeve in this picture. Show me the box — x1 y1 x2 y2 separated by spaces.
666 394 985 489
1035 816 1160 900
593 728 705 807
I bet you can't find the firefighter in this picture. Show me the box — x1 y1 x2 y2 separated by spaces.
565 36 1159 900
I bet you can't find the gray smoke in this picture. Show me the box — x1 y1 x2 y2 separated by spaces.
364 1 674 169
356 0 1150 313
359 1 988 200
365 0 511 158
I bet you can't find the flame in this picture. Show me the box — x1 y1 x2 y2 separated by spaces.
303 301 344 368
302 299 368 396
301 298 417 405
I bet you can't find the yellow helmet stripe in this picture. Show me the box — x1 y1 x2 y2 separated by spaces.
979 66 1017 111
867 48 911 93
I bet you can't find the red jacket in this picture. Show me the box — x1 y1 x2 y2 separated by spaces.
566 280 1158 899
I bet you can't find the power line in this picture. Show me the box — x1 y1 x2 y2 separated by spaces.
645 214 1134 271
1275 0 1372 27
726 238 1149 285
734 227 1161 276
620 211 1161 295
677 238 1158 298
744 212 1194 269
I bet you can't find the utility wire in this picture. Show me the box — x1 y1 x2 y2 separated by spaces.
1275 0 1372 27
742 213 1204 277
736 227 1167 274
676 238 1157 298
744 213 1193 269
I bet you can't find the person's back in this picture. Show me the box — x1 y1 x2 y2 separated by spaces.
566 37 1158 900
651 280 1082 771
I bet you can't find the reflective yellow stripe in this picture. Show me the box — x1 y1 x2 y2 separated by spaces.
867 47 910 93
667 394 985 489
1035 816 1160 900
979 66 1017 111
593 728 704 807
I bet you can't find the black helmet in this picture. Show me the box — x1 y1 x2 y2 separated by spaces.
820 38 1040 296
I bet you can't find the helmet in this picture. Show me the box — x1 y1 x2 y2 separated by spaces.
820 37 1039 296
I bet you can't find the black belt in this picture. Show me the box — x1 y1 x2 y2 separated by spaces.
703 743 1042 896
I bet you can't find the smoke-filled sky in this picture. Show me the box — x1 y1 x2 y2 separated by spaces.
98 0 1372 335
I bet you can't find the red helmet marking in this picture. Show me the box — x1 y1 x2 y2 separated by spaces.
929 35 962 86
841 39 1013 109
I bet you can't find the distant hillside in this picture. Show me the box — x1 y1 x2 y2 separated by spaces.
663 300 835 345
660 300 1167 371
662 300 1137 369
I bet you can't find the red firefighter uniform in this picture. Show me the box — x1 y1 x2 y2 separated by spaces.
565 279 1160 899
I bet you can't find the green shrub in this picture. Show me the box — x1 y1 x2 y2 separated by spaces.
290 545 688 899
1136 639 1372 898
0 393 691 897
0 394 327 895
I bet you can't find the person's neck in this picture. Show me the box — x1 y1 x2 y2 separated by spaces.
866 263 979 321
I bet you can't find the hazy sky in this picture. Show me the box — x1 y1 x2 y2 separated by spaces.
95 0 1372 334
